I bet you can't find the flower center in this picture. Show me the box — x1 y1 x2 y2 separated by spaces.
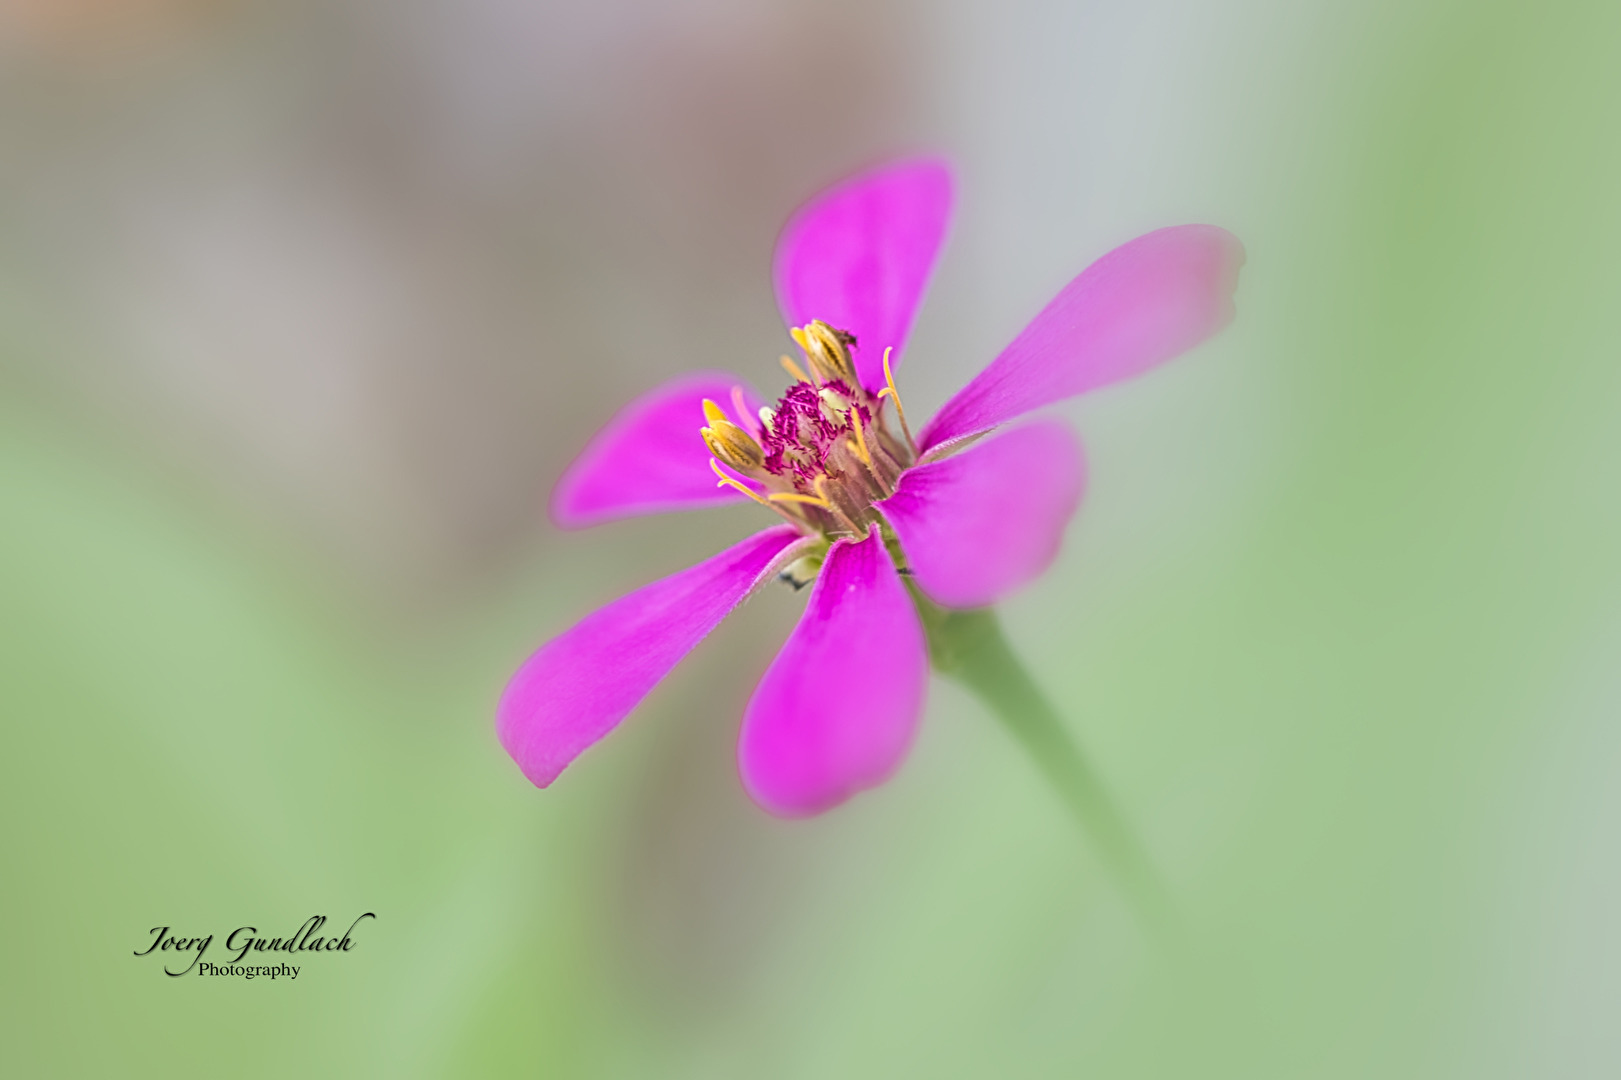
699 320 919 540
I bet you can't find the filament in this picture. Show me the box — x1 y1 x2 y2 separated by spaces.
709 458 769 506
876 346 918 454
767 491 832 510
779 355 812 385
848 412 872 466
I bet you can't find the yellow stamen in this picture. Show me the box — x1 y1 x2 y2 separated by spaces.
700 393 765 469
784 325 836 384
795 320 858 384
768 491 832 510
709 458 769 506
702 424 764 470
848 411 872 466
780 354 812 385
876 346 918 453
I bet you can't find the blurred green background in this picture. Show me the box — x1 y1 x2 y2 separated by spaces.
3 0 1619 1076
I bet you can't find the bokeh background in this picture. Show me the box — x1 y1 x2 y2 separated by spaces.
3 0 1619 1076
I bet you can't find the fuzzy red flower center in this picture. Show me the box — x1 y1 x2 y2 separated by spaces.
699 320 919 540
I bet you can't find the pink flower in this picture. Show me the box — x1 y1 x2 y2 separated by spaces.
499 159 1243 816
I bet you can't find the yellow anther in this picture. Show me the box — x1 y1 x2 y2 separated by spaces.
709 458 769 506
796 321 856 385
876 346 918 454
791 326 831 381
700 395 764 469
702 424 764 470
768 491 833 510
780 354 813 385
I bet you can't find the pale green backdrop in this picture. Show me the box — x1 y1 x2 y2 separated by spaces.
3 0 1618 1076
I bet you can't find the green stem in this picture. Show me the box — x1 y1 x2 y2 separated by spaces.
914 592 1174 933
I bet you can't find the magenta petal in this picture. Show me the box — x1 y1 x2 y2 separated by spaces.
773 158 953 395
738 526 928 817
921 225 1245 452
552 371 764 528
498 525 808 787
880 422 1084 609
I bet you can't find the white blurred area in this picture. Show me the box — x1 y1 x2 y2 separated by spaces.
0 0 927 593
0 0 1313 611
